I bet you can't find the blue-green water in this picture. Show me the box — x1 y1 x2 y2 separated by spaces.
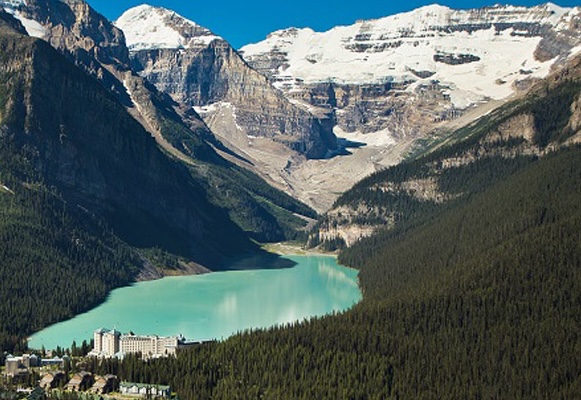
29 255 361 350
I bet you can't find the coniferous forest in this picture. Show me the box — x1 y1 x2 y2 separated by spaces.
87 72 581 397
84 144 581 399
0 144 140 353
1 6 581 399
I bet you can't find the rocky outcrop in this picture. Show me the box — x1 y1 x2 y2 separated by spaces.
287 80 458 137
117 5 337 159
0 21 255 265
18 0 131 99
241 4 581 138
8 0 220 164
433 53 481 65
534 9 581 62
309 53 581 249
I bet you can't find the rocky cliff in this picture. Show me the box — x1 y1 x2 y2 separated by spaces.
242 4 581 138
0 14 256 266
1 0 221 164
236 4 581 211
0 0 317 243
116 5 337 160
308 52 581 250
117 3 581 212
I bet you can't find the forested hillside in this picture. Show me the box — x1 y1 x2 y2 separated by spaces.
87 59 581 398
91 141 581 399
0 10 320 353
0 167 139 353
309 54 581 250
2 3 581 397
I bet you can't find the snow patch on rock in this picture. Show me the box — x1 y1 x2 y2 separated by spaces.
0 0 46 38
13 14 46 38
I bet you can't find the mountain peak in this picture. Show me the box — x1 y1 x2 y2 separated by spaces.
241 2 580 97
116 4 221 51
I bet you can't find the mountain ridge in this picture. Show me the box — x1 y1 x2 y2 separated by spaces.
116 4 337 161
116 4 221 52
0 0 319 243
309 50 581 250
240 2 581 123
109 2 581 211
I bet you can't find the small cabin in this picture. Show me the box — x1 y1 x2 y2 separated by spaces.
91 374 118 394
65 371 94 391
40 371 66 390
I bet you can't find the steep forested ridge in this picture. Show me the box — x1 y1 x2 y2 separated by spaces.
0 24 140 350
310 54 581 250
0 168 139 353
91 144 581 399
0 10 317 353
87 59 581 398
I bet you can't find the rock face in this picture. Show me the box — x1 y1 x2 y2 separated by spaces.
117 3 581 212
0 15 255 266
241 3 581 142
309 53 581 249
8 1 581 215
0 0 323 263
2 0 220 164
116 5 337 159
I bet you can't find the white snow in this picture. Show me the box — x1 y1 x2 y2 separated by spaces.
193 102 227 115
241 4 580 109
0 0 46 38
195 101 244 132
569 44 581 58
122 79 136 108
334 126 397 147
115 4 221 51
0 0 26 8
13 14 46 38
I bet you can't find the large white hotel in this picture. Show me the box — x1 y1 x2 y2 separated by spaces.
89 328 187 358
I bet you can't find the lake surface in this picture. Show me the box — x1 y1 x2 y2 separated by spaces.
29 255 361 350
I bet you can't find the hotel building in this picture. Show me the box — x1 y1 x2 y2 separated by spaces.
89 328 184 358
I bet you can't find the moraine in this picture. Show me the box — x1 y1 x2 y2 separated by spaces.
28 255 361 350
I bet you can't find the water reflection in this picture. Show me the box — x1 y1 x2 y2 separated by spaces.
29 255 361 350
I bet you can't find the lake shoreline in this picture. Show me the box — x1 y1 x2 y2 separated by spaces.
262 242 338 258
136 243 329 283
29 255 361 351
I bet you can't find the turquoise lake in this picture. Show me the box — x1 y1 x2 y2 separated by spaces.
28 255 361 350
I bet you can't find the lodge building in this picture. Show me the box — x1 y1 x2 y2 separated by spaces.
89 328 186 358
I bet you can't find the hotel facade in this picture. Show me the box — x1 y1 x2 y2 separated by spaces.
89 328 184 358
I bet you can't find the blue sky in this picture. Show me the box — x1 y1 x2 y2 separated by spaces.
87 0 580 49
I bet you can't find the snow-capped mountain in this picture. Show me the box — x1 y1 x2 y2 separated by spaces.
116 5 337 160
7 1 581 212
116 4 220 51
241 3 581 134
116 2 581 211
1 0 228 167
